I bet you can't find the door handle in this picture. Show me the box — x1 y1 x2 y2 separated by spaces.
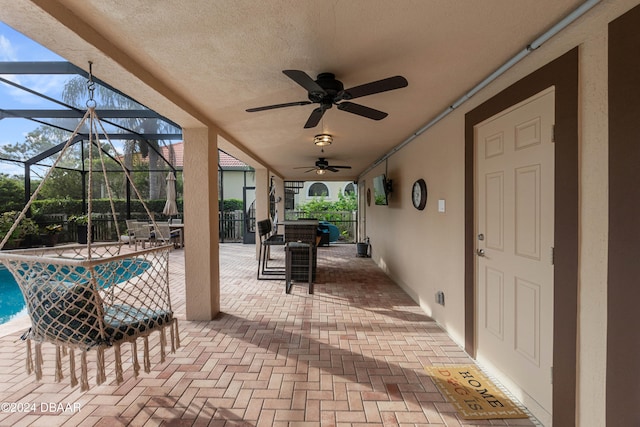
476 249 485 257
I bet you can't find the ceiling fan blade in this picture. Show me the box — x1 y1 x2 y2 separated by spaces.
341 75 408 100
327 167 339 172
304 168 317 173
330 165 352 169
246 100 311 112
337 101 388 120
304 107 326 128
283 70 326 95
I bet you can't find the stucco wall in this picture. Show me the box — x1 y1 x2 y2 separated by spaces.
221 170 255 201
360 1 639 425
362 113 466 344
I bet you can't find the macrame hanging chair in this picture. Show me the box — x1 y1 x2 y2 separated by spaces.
0 64 180 390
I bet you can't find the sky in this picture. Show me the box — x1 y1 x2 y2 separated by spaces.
0 21 181 178
0 21 67 175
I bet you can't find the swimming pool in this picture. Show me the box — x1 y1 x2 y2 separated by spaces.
0 265 26 325
0 258 151 326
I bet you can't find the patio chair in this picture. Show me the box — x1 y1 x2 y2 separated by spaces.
257 219 285 280
125 219 138 246
133 222 153 250
155 222 179 247
0 105 181 391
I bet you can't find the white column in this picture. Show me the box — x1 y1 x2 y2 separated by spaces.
183 127 220 320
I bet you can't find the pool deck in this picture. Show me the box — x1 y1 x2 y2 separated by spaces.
0 243 537 426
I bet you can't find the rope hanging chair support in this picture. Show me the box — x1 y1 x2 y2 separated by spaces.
0 63 180 390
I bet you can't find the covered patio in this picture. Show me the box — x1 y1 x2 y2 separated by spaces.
0 244 536 426
3 1 640 425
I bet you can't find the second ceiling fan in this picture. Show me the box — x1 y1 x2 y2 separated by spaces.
294 157 352 175
246 70 408 128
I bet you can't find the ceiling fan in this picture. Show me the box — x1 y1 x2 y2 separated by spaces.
246 70 408 128
294 157 352 175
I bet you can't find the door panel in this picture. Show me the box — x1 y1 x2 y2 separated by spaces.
475 87 555 425
515 165 541 259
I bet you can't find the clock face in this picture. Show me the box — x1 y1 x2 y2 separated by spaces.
412 179 427 210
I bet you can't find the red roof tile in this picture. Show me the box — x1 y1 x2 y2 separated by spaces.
159 142 248 169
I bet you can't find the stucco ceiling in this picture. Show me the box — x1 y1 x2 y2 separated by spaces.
0 0 588 181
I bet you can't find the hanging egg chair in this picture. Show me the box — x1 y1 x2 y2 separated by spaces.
0 65 180 390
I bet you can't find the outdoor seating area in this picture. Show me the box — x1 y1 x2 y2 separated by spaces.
257 219 322 294
0 243 537 426
125 220 184 250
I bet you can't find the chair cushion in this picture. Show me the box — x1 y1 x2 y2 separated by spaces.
26 281 172 348
264 234 284 245
26 279 103 347
104 304 173 343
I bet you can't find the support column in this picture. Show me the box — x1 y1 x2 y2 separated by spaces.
183 127 220 320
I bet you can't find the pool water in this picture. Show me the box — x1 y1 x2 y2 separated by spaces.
0 258 151 326
0 265 27 325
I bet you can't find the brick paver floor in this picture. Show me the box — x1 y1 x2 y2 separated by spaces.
0 243 539 426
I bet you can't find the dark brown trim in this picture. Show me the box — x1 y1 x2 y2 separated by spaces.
607 5 640 426
464 48 579 427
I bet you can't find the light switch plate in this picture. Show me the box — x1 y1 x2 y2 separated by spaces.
438 199 446 213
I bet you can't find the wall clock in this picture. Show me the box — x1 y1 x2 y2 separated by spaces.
412 179 427 210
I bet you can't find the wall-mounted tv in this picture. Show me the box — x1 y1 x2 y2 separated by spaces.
373 174 389 205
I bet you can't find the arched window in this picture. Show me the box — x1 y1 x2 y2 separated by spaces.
344 183 355 195
308 182 329 197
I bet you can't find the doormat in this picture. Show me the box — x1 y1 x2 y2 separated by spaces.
424 365 529 420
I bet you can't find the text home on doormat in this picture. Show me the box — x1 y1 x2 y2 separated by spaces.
424 365 529 420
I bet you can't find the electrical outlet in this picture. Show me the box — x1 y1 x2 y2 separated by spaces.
435 291 445 306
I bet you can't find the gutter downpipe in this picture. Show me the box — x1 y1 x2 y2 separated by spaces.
358 0 600 179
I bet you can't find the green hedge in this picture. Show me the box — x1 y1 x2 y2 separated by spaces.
221 199 243 212
30 198 184 218
25 198 244 217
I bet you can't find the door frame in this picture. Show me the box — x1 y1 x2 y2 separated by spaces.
465 48 578 427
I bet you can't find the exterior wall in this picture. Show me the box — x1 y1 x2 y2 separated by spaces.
359 1 640 425
220 170 255 201
294 181 355 206
361 116 465 342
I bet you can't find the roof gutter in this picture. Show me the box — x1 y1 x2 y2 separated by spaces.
358 0 600 179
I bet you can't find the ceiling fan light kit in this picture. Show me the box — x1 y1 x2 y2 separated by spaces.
246 70 408 128
314 133 333 147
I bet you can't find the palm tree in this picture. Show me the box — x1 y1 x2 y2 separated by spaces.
61 76 172 200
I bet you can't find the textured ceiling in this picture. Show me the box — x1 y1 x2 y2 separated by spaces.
0 0 588 180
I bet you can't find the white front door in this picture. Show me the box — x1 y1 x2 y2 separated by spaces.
475 87 555 425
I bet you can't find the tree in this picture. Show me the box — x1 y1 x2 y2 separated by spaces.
0 174 24 212
61 76 174 200
37 168 83 200
333 189 357 211
0 128 63 162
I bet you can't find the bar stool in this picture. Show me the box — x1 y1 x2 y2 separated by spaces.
285 241 313 294
257 219 285 280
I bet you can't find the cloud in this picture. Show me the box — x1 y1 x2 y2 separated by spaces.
0 34 17 61
0 74 71 106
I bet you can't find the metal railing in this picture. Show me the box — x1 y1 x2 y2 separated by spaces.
10 209 356 247
284 210 357 243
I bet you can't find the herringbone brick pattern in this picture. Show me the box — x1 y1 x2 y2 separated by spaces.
0 244 537 426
